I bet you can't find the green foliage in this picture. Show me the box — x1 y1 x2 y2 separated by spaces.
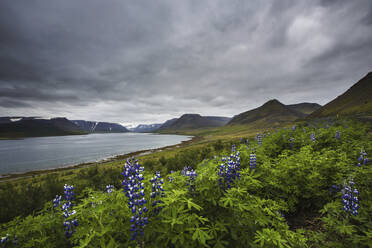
1 119 372 247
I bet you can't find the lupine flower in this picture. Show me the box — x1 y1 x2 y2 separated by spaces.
181 166 192 176
342 179 359 216
231 144 236 152
53 195 62 208
150 172 165 214
246 139 249 149
0 234 8 245
335 131 341 140
62 184 78 238
122 157 147 240
106 185 114 194
330 184 340 194
168 176 174 183
218 150 241 191
310 133 316 142
240 138 243 144
256 134 262 145
182 166 197 194
250 153 256 169
292 125 296 131
357 149 370 166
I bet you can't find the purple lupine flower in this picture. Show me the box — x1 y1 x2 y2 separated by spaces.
357 149 370 166
122 157 147 240
256 134 262 145
182 166 197 194
62 184 78 238
342 179 359 216
218 151 241 191
150 172 165 214
310 133 316 142
246 139 249 148
0 234 9 245
292 125 296 131
53 195 62 208
250 153 256 169
335 131 341 140
106 185 114 194
231 144 236 152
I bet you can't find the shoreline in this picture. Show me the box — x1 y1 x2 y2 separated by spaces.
0 135 200 182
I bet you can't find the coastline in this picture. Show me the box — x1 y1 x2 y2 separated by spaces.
0 135 200 182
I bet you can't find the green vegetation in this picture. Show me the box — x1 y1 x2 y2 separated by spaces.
310 72 372 117
1 118 372 247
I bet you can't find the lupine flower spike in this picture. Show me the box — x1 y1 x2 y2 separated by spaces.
250 153 256 170
256 134 262 145
62 184 78 238
182 166 197 194
357 149 370 166
106 185 114 194
150 171 165 215
310 133 316 142
342 179 359 216
122 157 147 240
335 131 341 140
218 149 241 191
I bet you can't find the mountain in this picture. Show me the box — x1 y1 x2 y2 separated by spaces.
228 99 303 127
72 120 129 133
159 114 231 130
158 118 178 130
0 117 85 138
129 124 162 133
287 103 322 116
309 72 372 118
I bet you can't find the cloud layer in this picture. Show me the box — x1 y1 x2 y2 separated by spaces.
0 0 371 125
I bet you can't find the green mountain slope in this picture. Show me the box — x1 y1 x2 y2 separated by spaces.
228 99 302 127
287 103 322 116
159 114 230 131
309 72 372 117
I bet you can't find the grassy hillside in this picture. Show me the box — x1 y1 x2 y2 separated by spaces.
228 99 302 127
287 103 321 116
309 72 372 117
159 114 229 131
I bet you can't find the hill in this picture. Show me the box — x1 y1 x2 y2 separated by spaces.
72 120 129 133
287 103 322 116
228 99 302 127
159 114 231 131
309 72 372 117
0 118 85 138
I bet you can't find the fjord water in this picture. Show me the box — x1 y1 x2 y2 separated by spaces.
0 133 191 175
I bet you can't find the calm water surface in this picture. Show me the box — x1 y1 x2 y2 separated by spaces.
0 133 191 175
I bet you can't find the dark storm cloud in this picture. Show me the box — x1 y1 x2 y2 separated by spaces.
0 0 371 125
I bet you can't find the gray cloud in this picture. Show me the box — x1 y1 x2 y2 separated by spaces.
0 0 371 125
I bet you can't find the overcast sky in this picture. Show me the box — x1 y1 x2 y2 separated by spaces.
0 0 371 126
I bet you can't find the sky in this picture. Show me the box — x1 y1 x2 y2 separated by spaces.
0 0 371 127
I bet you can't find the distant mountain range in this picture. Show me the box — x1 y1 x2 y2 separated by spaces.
128 124 162 133
72 120 129 133
157 114 231 131
309 72 372 117
0 117 129 138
